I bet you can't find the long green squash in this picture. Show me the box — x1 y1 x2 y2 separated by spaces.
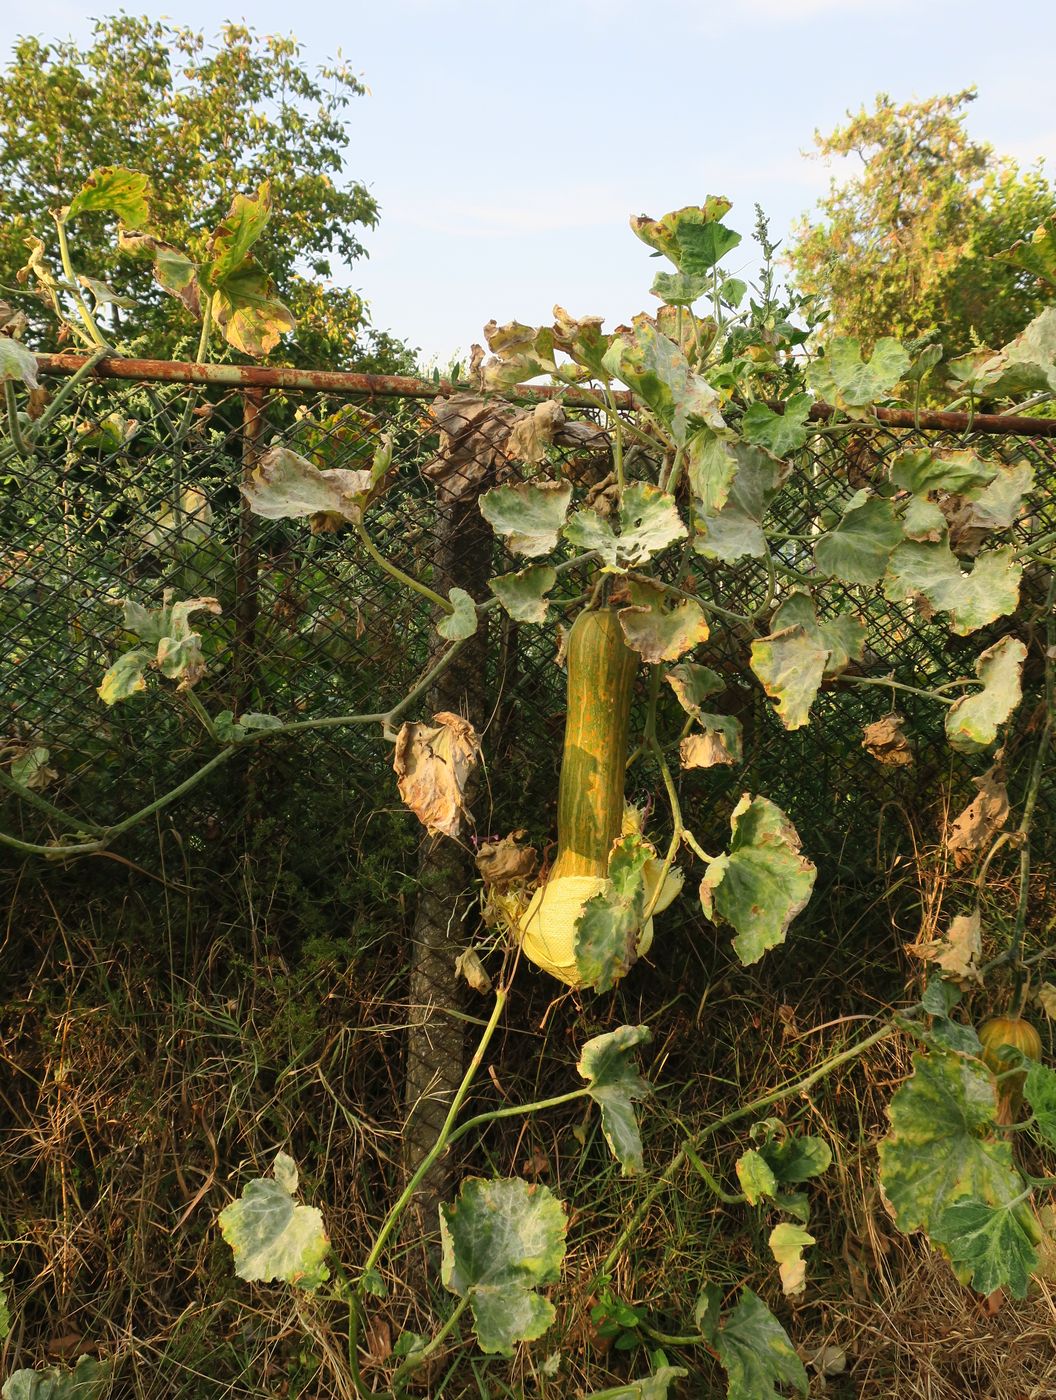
550 607 638 881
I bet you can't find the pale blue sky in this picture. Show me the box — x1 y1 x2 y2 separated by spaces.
2 0 1054 365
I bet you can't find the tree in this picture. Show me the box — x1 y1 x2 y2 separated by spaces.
0 15 415 370
788 89 1054 358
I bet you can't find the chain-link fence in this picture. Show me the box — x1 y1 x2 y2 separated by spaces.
2 358 1056 1393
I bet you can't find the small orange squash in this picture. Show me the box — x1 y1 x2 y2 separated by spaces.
979 1016 1042 1122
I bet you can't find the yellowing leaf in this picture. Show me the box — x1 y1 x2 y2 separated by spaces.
911 908 983 985
618 579 709 663
479 481 572 557
769 1222 815 1297
242 445 374 525
749 625 827 731
945 637 1026 752
945 769 1009 868
218 1151 330 1291
66 166 152 228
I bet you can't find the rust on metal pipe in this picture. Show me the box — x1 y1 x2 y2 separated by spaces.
34 352 1056 436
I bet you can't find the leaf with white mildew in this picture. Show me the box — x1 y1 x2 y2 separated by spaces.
479 481 572 557
944 637 1026 753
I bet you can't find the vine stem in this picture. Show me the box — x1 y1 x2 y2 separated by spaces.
4 381 33 457
355 516 452 614
53 214 109 349
595 1023 896 1279
843 674 956 706
388 1296 471 1389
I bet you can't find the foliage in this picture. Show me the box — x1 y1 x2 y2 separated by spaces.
788 89 1054 358
0 16 411 369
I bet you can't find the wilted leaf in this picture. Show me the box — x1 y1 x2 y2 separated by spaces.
890 449 997 495
862 714 913 766
815 493 902 585
700 795 817 965
884 543 1022 636
0 337 39 389
901 493 948 543
1037 985 1056 1021
455 947 493 994
564 482 686 568
506 400 564 464
680 714 742 768
243 445 373 524
712 1288 808 1400
577 1024 652 1175
878 1050 1022 1238
693 443 787 563
77 274 136 309
66 165 151 228
440 1177 567 1356
769 592 866 677
618 579 709 663
749 626 827 731
945 637 1026 753
973 307 1056 398
480 481 572 557
581 1365 689 1399
665 662 725 717
209 262 295 357
437 587 478 641
806 337 911 416
942 460 1035 553
207 182 273 282
393 711 480 838
218 1151 330 1290
736 1149 778 1205
911 909 983 986
9 745 58 791
97 647 151 703
769 1222 815 1296
741 393 813 456
475 832 538 887
934 1198 1038 1299
2 1355 108 1400
630 201 734 265
481 320 558 389
574 836 651 992
946 770 1009 868
601 313 724 442
489 564 557 624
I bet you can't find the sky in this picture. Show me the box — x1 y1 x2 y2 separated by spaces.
1 0 1054 366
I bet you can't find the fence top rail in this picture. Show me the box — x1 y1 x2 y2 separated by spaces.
33 352 1056 438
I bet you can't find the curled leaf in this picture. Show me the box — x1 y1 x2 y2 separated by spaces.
393 712 480 838
475 832 538 887
945 637 1026 753
861 714 913 766
946 770 1010 868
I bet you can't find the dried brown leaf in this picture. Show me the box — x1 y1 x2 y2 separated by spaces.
910 907 983 985
454 947 493 994
392 711 480 838
680 730 736 769
1037 983 1056 1021
475 831 538 887
861 714 913 766
945 768 1010 869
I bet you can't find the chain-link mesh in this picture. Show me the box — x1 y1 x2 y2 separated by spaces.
2 365 1055 1393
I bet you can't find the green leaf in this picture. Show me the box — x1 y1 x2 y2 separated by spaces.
650 270 711 306
77 274 136 309
574 835 650 992
878 1050 1022 1238
721 277 748 308
2 1356 108 1400
207 182 273 283
675 220 742 274
243 444 373 523
686 430 739 514
479 481 572 557
9 745 55 791
0 337 39 389
700 795 816 966
66 165 151 228
740 394 813 456
890 449 997 495
713 1288 808 1400
664 662 726 717
218 1151 330 1291
437 588 479 641
564 482 686 569
749 626 827 731
901 493 947 543
439 1177 567 1356
944 637 1026 753
577 1025 653 1175
693 443 787 563
883 543 1022 636
806 336 911 416
582 1366 689 1398
735 1149 778 1205
601 314 724 443
769 1222 815 1297
1022 1059 1056 1150
954 459 1035 536
993 214 1056 290
630 200 734 265
769 592 866 676
210 262 295 357
814 493 902 585
762 1134 833 1185
618 579 709 663
934 1198 1038 1299
97 647 152 704
490 564 557 623
151 242 202 316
